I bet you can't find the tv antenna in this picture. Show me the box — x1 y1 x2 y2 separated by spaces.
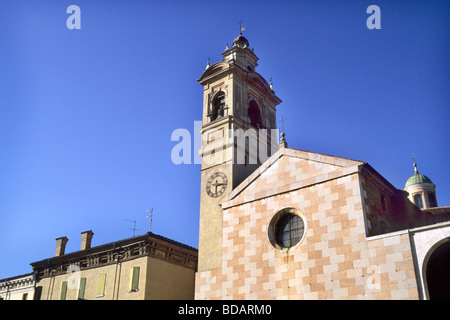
145 209 154 233
124 219 138 237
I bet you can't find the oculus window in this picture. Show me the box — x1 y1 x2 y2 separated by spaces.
268 208 305 251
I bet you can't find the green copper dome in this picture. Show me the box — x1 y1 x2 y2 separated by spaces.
405 160 433 188
405 173 433 188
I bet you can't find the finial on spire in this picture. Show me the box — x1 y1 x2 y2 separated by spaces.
412 153 419 174
279 132 288 148
206 57 210 70
270 77 273 90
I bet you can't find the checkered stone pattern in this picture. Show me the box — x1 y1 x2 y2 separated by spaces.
195 149 419 300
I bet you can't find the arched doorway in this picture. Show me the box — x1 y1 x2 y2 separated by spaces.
425 238 450 299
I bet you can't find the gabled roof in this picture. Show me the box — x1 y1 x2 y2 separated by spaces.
222 146 364 209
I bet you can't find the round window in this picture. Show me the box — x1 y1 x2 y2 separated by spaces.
268 208 305 250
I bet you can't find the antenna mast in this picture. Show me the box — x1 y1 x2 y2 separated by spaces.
145 209 154 233
124 220 138 237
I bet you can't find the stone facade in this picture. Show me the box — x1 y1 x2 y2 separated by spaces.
195 147 422 299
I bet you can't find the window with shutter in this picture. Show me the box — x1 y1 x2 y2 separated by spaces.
130 266 140 292
60 281 68 300
96 274 106 297
78 277 86 300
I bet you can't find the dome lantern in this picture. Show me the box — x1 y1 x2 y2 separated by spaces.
404 157 437 209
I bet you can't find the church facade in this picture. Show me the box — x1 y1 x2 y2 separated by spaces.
195 32 450 300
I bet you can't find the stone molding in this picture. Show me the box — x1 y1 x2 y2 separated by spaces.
31 233 198 279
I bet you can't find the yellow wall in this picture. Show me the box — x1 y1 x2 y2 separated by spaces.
145 256 196 300
35 255 195 300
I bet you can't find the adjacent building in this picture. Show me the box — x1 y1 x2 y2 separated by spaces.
0 273 36 300
29 231 197 300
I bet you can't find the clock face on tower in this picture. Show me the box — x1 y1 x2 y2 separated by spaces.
206 172 228 198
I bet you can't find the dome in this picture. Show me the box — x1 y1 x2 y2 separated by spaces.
405 173 433 188
233 33 249 48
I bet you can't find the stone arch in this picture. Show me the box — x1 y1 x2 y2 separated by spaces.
423 237 450 299
410 224 450 299
210 91 226 121
248 100 263 129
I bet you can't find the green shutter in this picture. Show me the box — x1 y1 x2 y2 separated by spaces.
96 274 106 297
130 266 140 291
78 278 86 300
60 281 68 300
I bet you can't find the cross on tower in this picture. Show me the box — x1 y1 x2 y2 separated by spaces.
239 19 245 34
279 115 287 132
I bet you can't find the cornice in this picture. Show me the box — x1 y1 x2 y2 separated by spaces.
0 274 35 292
30 233 198 279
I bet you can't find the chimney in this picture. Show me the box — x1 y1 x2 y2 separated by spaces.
80 230 94 250
55 236 69 257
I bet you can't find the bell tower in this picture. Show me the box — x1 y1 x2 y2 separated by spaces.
197 31 282 272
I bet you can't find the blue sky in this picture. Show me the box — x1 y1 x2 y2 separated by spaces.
0 0 449 278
